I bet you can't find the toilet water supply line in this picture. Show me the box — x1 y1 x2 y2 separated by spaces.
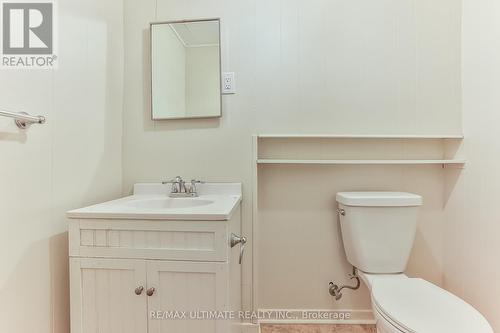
329 208 361 300
329 266 361 301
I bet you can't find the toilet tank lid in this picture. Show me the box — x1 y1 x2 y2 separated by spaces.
336 192 423 207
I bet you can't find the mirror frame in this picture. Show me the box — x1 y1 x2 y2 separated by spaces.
149 18 223 120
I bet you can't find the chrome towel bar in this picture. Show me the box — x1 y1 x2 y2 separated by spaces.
0 109 46 129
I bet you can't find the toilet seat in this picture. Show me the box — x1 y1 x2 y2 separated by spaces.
372 301 410 333
371 278 493 333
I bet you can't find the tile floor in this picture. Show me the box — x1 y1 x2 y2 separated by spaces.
260 324 377 333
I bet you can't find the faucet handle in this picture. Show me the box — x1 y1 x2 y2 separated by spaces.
190 179 205 189
187 180 204 195
162 177 184 193
162 176 183 185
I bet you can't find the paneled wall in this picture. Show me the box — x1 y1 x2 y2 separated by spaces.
0 1 124 332
122 0 462 314
443 0 500 330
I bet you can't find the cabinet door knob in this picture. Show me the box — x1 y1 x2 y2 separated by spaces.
146 287 155 296
135 286 144 295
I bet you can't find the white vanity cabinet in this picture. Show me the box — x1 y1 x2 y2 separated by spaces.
67 183 243 333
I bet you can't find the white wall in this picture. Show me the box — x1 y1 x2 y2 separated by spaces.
185 46 221 117
443 0 500 330
152 25 187 118
122 0 462 313
152 36 220 118
258 164 450 310
0 0 123 332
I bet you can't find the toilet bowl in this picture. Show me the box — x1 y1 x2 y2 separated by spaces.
358 272 492 333
336 192 493 333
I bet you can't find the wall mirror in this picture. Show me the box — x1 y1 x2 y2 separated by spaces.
151 19 221 120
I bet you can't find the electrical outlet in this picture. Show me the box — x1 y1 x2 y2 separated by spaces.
222 72 236 94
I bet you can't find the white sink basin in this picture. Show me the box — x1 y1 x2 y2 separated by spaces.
125 197 214 210
67 183 242 221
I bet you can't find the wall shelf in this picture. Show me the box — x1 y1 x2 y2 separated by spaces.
256 134 464 139
257 159 466 166
255 134 465 168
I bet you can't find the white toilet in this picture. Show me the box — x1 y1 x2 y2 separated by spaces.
336 192 493 333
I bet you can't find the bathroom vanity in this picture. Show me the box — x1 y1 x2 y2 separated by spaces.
67 183 243 333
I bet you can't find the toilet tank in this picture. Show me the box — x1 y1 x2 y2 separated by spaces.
336 192 423 274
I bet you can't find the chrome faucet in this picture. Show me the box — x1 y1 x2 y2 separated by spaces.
162 176 204 197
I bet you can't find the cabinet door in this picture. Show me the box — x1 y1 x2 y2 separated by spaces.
146 261 228 333
70 258 148 333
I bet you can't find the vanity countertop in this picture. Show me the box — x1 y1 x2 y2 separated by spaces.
67 183 242 221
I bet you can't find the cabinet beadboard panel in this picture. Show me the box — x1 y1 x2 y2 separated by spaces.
70 258 148 333
69 219 228 261
147 261 228 333
80 229 216 250
261 324 377 333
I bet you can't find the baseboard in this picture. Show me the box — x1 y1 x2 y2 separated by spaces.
256 309 375 325
241 323 261 333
